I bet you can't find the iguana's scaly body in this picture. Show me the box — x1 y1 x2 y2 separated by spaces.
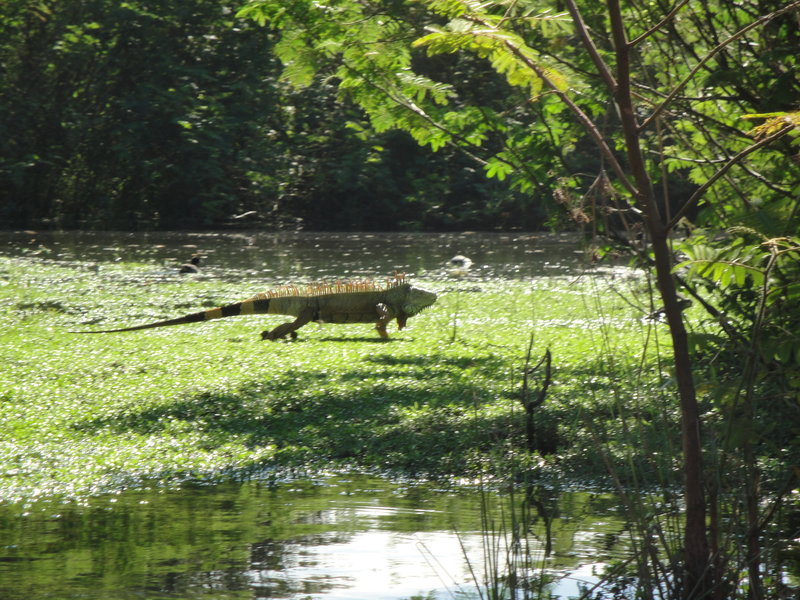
77 276 437 340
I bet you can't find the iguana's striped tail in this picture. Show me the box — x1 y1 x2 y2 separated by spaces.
73 297 273 333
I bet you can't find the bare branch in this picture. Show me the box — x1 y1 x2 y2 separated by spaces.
657 153 728 164
606 0 659 221
563 0 617 92
628 0 691 47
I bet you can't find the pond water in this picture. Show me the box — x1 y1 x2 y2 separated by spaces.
0 474 629 600
1 230 590 281
1 231 629 600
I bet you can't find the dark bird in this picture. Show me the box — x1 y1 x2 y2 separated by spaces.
646 297 692 321
179 255 202 274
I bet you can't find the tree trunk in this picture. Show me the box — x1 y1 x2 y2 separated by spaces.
651 232 712 598
605 1 712 595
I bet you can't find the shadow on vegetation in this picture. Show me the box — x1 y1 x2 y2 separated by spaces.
71 353 524 476
364 354 489 369
315 336 399 343
66 347 671 480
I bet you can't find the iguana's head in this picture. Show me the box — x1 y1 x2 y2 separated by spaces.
403 285 438 316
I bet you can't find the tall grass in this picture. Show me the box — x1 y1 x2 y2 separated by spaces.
462 266 799 599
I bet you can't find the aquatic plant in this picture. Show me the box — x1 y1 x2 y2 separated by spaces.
0 253 650 502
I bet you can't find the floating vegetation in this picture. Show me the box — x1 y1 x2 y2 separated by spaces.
0 248 661 503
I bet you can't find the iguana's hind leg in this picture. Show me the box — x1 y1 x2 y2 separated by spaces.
261 308 315 341
375 303 393 339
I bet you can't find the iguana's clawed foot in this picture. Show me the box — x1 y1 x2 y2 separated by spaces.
261 308 314 341
261 329 299 341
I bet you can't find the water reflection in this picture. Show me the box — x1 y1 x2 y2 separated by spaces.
1 230 588 280
0 475 628 600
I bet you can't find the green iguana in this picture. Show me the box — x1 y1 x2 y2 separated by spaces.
76 275 437 340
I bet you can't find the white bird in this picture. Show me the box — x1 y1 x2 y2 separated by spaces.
448 254 473 276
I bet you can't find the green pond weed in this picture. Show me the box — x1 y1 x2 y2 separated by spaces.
0 255 674 501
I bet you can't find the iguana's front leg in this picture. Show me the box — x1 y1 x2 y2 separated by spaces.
261 307 315 341
375 303 393 339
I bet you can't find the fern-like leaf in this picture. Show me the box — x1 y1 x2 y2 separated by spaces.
741 110 800 140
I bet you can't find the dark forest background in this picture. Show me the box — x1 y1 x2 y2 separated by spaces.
1 1 798 234
0 0 545 231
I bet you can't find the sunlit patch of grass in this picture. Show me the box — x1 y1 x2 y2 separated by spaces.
0 255 672 501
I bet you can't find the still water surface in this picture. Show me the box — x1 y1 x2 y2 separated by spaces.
1 231 624 600
0 474 628 600
1 230 588 280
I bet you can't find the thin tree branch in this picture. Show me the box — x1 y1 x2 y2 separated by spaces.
628 0 691 47
666 125 794 231
606 0 657 220
656 153 728 164
563 0 617 92
498 39 640 202
640 0 800 132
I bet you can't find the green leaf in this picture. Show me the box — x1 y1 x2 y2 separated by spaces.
485 159 513 180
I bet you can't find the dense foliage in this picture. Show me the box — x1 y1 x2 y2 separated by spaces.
3 1 797 236
0 0 538 230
